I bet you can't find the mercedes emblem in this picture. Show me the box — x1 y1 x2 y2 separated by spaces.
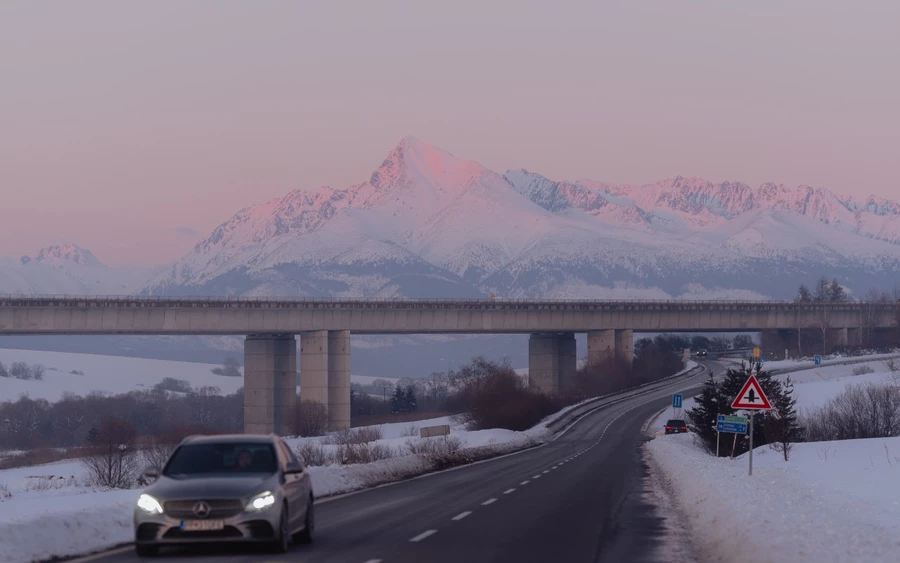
192 501 211 518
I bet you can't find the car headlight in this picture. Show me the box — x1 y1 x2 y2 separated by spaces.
244 491 276 512
137 494 163 515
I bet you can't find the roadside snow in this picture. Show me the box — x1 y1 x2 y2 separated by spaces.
0 416 544 562
645 353 900 563
647 435 900 563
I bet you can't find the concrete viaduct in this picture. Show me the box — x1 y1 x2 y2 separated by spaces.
1 296 896 435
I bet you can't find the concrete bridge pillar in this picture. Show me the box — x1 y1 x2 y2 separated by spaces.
615 329 634 365
827 327 849 350
243 334 297 435
300 330 329 407
847 327 862 348
327 330 351 431
529 332 576 394
587 330 615 366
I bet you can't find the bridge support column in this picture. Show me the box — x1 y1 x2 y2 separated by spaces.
587 330 615 366
847 327 862 348
327 330 351 431
827 327 848 351
529 333 576 394
615 329 634 365
761 330 799 360
243 334 296 435
300 330 329 415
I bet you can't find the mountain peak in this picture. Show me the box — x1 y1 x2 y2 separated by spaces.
369 137 489 198
33 244 104 267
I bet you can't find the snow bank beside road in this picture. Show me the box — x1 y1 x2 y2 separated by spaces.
0 419 543 562
647 434 900 563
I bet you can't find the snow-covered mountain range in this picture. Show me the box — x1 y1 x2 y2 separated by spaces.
0 244 157 295
142 137 900 300
5 138 900 301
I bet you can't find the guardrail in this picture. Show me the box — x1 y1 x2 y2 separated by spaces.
544 363 708 433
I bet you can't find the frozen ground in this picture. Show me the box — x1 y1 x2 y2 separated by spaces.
648 434 900 563
0 349 396 402
646 354 900 563
0 415 543 563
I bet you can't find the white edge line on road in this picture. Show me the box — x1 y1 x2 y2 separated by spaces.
482 498 498 505
409 529 438 542
451 511 472 521
64 546 133 563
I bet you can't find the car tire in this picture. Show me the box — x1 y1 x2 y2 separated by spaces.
293 496 314 545
135 544 159 557
270 503 290 553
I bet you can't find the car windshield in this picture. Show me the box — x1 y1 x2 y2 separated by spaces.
163 442 277 477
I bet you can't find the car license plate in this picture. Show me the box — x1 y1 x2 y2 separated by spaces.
180 519 225 531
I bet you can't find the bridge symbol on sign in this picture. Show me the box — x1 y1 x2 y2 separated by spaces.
731 375 772 410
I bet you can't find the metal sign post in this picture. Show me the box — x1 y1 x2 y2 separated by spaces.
730 375 772 476
749 412 754 475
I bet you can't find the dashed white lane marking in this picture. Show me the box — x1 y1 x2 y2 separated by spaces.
542 470 550 474
520 480 530 485
504 488 516 494
410 530 438 542
452 511 472 521
532 474 541 479
552 466 558 469
482 498 498 506
363 559 383 563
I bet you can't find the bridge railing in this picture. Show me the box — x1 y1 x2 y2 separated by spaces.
2 293 898 305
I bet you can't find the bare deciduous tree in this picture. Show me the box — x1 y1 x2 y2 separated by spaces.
82 416 140 489
295 400 328 437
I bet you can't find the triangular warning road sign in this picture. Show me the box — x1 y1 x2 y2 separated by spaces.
731 375 772 410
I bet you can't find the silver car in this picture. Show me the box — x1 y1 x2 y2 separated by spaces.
133 434 314 557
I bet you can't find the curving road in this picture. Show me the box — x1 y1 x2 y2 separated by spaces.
74 361 724 563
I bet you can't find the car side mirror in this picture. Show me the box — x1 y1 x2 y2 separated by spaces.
285 462 304 475
143 466 160 480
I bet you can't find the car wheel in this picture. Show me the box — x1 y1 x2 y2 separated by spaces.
135 544 159 557
293 496 314 545
270 503 290 553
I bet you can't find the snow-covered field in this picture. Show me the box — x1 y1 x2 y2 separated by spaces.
0 349 396 402
646 355 900 563
0 415 543 563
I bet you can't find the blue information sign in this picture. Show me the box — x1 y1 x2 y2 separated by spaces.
716 414 748 434
672 394 683 409
814 355 822 366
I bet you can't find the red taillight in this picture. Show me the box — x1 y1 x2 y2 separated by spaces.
681 427 687 431
665 426 672 430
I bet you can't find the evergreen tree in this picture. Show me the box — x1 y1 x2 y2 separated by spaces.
686 373 729 454
795 284 812 303
814 276 830 302
763 376 801 460
404 386 417 412
390 385 406 414
829 278 847 302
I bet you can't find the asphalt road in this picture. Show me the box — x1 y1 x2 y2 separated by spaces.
76 361 723 563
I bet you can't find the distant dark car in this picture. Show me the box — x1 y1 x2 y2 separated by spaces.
696 349 708 358
664 419 688 434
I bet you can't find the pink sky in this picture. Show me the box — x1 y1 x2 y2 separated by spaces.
2 1 899 266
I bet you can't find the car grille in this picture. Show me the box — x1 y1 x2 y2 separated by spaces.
163 499 244 519
162 526 243 540
136 523 162 542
